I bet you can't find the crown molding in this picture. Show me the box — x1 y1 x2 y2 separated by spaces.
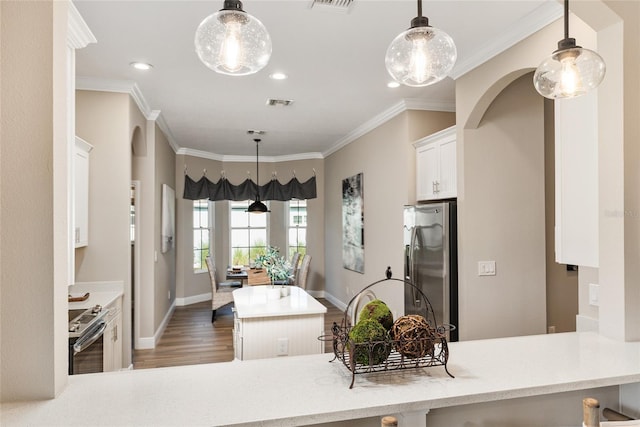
68 3 96 49
450 1 563 80
322 98 455 158
75 77 180 152
155 113 181 153
176 148 323 163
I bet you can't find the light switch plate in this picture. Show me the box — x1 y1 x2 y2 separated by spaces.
589 283 600 306
478 261 496 276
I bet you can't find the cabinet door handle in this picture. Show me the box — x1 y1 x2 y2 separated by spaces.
114 325 117 342
435 181 440 193
432 181 437 193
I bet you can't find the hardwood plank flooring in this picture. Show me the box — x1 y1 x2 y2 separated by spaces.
133 297 344 370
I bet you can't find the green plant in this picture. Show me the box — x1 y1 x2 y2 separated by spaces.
254 246 291 283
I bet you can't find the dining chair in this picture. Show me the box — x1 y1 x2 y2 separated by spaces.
288 252 301 285
205 256 236 323
296 254 312 290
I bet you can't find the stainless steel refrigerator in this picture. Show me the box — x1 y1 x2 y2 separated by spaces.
404 201 458 341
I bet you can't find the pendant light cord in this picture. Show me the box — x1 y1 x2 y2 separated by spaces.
417 0 422 18
564 0 569 40
255 139 260 199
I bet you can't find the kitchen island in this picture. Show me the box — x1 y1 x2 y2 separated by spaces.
2 332 640 426
232 285 327 360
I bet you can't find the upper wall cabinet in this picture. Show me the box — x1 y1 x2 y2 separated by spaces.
74 137 93 248
414 126 457 201
555 92 598 268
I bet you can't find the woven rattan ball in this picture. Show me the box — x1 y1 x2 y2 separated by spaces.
390 315 435 359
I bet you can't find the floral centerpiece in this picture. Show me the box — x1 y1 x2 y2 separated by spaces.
254 246 291 285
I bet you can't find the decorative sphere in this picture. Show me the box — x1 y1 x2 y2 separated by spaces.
385 25 457 87
348 319 391 365
194 9 271 76
391 315 435 359
359 299 394 331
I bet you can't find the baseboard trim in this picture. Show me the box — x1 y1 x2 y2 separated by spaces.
137 300 177 349
176 292 211 307
323 291 348 313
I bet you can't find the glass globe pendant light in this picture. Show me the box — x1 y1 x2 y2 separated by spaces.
194 0 272 76
385 0 457 87
533 0 605 99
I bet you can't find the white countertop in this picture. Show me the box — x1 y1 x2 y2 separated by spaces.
233 285 327 318
68 281 123 310
2 332 640 426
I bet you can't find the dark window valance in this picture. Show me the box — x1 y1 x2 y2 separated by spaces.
183 174 317 202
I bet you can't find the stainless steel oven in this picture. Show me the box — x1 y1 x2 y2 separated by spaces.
68 305 107 375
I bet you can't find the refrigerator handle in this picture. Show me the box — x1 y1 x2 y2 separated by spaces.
409 227 421 306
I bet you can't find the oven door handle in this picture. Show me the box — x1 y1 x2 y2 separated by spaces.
73 320 107 355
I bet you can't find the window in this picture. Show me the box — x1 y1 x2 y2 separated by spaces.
230 200 268 266
193 200 211 272
288 200 307 259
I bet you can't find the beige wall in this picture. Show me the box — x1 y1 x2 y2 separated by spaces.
75 91 131 281
458 74 547 340
324 111 455 317
132 119 155 341
153 124 176 328
175 154 324 300
0 0 69 401
75 90 142 365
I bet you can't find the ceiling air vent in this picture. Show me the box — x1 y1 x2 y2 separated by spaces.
266 98 294 107
310 0 354 13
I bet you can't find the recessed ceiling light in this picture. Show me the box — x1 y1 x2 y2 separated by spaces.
130 62 153 71
269 72 288 80
387 81 400 88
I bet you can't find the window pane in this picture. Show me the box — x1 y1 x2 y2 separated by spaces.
193 201 211 271
288 228 297 246
231 229 249 247
297 229 306 245
250 229 267 247
250 211 268 227
199 209 208 228
231 208 249 228
231 248 248 266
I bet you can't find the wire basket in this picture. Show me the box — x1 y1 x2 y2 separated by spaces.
321 276 454 388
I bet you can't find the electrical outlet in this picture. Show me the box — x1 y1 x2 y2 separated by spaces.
548 326 556 334
168 290 171 300
277 338 289 356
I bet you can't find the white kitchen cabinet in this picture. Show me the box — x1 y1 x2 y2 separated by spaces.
415 126 457 201
554 92 598 267
103 296 122 372
74 137 93 248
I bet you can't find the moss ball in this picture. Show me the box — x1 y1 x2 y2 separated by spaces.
348 319 391 365
358 299 394 331
390 315 435 359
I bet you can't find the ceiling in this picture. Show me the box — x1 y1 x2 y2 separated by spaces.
74 0 562 159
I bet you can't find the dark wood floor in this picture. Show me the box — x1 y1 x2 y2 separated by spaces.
133 297 344 369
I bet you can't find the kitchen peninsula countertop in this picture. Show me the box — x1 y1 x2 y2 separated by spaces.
232 285 327 318
2 332 640 426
